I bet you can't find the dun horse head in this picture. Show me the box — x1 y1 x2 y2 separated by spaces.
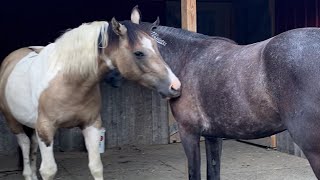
101 6 181 99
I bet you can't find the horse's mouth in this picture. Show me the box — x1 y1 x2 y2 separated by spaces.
159 91 181 99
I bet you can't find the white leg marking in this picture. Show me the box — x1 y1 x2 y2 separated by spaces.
16 133 32 180
165 66 181 90
82 126 104 180
141 37 155 53
37 133 57 180
30 133 39 180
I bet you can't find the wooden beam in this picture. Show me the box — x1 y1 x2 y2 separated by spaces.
271 135 277 149
269 0 277 150
269 0 276 36
181 0 197 32
181 0 197 177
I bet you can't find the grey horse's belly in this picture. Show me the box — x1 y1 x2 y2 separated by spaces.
197 41 286 139
200 108 285 139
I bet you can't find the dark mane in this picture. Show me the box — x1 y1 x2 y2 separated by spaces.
154 25 237 44
107 20 154 50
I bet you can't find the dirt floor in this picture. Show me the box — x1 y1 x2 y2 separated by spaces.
0 140 316 180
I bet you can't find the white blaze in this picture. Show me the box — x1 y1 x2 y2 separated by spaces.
141 37 155 53
166 66 181 90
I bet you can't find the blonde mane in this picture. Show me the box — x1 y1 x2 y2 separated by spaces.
50 21 108 78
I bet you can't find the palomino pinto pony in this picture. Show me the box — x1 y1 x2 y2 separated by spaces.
105 19 320 179
0 8 181 180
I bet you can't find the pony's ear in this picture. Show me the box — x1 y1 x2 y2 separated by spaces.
111 17 127 36
153 16 160 26
131 5 141 24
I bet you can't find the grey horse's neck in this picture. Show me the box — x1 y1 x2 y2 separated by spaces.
154 26 235 74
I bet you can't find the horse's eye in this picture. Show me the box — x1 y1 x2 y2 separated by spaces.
134 51 145 58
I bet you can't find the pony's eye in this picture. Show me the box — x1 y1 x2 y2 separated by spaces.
134 51 145 58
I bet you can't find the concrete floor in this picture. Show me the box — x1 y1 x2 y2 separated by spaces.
0 140 316 180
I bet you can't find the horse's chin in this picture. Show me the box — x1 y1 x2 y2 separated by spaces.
159 91 181 100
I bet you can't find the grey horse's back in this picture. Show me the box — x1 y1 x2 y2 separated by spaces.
264 28 320 100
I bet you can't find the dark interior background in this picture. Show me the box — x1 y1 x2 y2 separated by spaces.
166 0 272 45
0 0 165 61
0 0 274 62
2 0 319 62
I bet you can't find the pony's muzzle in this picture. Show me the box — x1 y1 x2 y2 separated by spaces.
169 86 181 98
170 79 181 92
158 84 181 99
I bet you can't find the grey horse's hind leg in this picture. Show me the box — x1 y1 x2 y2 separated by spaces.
205 137 222 180
282 98 320 179
286 118 320 179
179 125 201 180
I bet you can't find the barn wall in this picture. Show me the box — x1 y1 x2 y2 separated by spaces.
100 81 169 148
274 0 320 157
0 116 17 155
276 131 305 158
0 81 169 154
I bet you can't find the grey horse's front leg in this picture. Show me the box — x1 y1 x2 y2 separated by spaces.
205 137 222 180
179 126 201 180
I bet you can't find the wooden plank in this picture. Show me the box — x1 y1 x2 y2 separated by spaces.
58 128 85 152
270 135 277 149
0 115 18 155
99 81 169 149
152 91 169 144
181 0 197 32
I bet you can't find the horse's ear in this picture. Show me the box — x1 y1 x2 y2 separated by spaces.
131 5 141 24
153 16 160 26
111 17 127 36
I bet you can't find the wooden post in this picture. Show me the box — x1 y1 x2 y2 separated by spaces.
271 135 277 149
269 0 277 150
181 0 197 32
181 0 197 178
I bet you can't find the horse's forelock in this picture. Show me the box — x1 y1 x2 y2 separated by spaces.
107 20 153 50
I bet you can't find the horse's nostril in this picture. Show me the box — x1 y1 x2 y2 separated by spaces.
170 85 181 92
170 79 181 91
170 85 178 91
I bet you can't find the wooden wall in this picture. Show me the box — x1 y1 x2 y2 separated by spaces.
100 81 169 148
0 81 169 154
